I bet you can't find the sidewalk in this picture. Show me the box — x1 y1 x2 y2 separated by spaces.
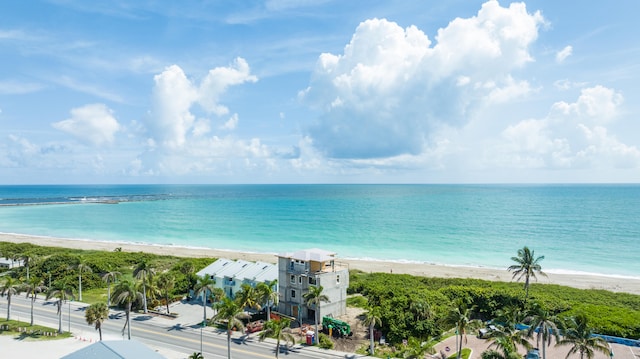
128 299 367 358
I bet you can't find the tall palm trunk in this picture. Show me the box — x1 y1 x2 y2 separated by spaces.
57 300 63 333
142 281 148 313
6 293 11 321
106 278 111 307
315 308 320 345
30 296 35 326
202 299 207 328
369 322 375 355
126 302 132 339
227 328 232 359
266 299 271 322
78 273 83 301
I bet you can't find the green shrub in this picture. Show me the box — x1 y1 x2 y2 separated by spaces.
346 295 368 308
318 333 334 349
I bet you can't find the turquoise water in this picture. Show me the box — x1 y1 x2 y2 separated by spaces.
0 184 638 278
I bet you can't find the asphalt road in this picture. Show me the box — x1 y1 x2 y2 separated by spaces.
6 295 362 359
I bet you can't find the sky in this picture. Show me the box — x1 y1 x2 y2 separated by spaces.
1 0 639 184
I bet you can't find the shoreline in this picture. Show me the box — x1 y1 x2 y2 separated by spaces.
2 232 639 295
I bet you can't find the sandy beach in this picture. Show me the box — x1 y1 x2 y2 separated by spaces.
2 232 639 295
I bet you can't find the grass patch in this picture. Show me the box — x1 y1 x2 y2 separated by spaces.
448 348 471 359
0 319 72 340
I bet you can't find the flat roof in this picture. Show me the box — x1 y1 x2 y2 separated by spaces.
197 258 277 284
278 248 337 262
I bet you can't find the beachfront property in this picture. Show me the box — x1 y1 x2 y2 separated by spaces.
277 248 349 324
0 257 24 269
195 258 277 300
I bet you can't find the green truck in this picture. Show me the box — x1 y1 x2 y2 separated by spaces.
322 316 352 337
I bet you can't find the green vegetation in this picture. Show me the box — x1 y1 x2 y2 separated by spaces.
0 319 72 340
2 241 638 358
450 348 471 359
258 318 296 358
317 332 334 349
349 271 640 341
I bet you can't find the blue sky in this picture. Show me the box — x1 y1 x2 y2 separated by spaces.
1 0 639 184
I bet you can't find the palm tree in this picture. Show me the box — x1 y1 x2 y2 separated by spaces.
507 246 546 300
556 314 611 359
494 305 527 329
75 260 93 302
157 272 175 314
17 252 37 280
410 300 434 322
194 274 216 326
259 317 295 358
236 283 261 312
256 279 278 322
46 282 74 333
362 305 382 355
188 353 204 359
24 276 47 325
303 284 329 345
0 276 22 321
403 336 436 359
134 261 155 313
211 287 226 311
102 269 121 307
525 304 560 359
111 279 143 340
481 350 521 359
212 297 249 359
85 302 109 340
486 324 531 358
144 274 161 308
446 300 481 359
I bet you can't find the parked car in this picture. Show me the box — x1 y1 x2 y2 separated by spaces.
526 348 540 359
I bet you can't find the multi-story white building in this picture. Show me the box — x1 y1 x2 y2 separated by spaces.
196 258 277 300
277 248 349 324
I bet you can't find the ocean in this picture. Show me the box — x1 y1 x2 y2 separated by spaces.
0 184 638 278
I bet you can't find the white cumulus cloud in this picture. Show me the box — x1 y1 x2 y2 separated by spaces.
551 85 623 124
494 85 638 170
555 45 573 63
52 103 120 146
301 0 544 159
148 58 257 149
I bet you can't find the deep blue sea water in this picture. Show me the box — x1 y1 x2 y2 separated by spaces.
0 184 638 278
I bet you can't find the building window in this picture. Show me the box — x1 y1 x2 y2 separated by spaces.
336 274 340 284
291 289 296 298
298 276 302 284
308 276 316 285
290 275 295 284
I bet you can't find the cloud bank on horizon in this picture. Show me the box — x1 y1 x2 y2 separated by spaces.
0 0 638 183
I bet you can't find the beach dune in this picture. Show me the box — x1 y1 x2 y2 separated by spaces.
1 233 639 295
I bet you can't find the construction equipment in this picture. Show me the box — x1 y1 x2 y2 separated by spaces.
322 316 352 337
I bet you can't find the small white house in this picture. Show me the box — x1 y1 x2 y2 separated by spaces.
0 257 24 269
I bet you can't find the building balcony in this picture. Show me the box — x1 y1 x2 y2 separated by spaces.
285 261 349 275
